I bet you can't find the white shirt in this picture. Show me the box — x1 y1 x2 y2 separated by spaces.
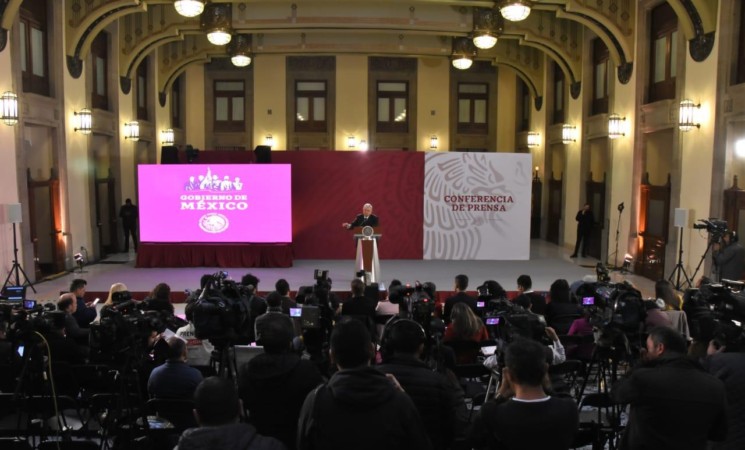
175 322 215 367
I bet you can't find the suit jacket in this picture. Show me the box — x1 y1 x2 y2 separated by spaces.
576 210 595 234
348 214 379 229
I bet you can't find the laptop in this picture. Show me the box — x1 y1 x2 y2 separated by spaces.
1 285 26 302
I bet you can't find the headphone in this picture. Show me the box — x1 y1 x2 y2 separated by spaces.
379 316 427 361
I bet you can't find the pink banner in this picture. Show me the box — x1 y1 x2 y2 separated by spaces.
138 164 292 243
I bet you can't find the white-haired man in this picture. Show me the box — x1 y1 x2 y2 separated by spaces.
342 203 379 229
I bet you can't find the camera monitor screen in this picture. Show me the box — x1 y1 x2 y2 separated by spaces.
476 301 486 308
138 164 292 243
582 296 595 306
1 285 26 302
485 317 500 325
290 307 302 317
23 300 36 310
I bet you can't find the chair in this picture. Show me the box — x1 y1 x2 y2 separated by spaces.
548 360 585 401
85 393 142 443
232 345 265 376
38 441 99 450
450 363 494 420
443 340 482 365
549 314 581 336
143 398 198 450
73 364 116 395
576 393 625 450
0 438 32 450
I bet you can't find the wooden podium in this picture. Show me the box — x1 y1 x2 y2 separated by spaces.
352 226 381 283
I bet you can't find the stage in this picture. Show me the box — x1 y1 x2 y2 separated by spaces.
27 240 655 304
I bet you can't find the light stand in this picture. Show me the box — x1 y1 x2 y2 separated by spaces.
607 202 624 270
668 225 692 290
2 222 36 293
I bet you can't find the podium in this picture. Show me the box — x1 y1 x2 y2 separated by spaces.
352 226 381 283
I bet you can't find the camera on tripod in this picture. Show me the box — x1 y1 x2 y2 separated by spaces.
693 219 730 243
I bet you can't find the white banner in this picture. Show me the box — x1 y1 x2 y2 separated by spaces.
423 152 532 260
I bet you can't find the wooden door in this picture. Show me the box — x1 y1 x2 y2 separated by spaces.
546 172 563 245
94 169 118 256
723 175 745 239
636 173 671 281
586 173 606 260
531 176 543 239
27 168 64 278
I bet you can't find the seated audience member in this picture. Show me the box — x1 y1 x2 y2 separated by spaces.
703 332 745 450
148 337 203 399
103 282 129 307
274 279 296 314
567 309 593 336
255 293 295 340
43 311 87 364
238 313 323 449
444 303 489 364
566 310 594 360
69 278 97 328
241 273 267 343
57 293 90 342
469 338 578 450
142 283 175 315
443 274 477 323
656 279 683 311
175 376 286 450
377 280 401 316
480 280 507 301
514 275 547 316
644 298 673 331
175 301 214 367
341 279 378 336
297 318 432 450
545 279 581 334
377 319 460 450
612 327 727 450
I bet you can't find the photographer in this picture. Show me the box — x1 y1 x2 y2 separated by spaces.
702 328 745 450
713 230 745 281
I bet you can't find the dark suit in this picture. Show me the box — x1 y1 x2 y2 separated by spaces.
714 241 745 281
443 292 478 324
348 214 379 229
572 209 595 257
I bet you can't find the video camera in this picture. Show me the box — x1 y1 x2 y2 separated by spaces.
684 281 745 348
483 299 548 344
190 272 249 345
693 219 730 243
389 281 438 338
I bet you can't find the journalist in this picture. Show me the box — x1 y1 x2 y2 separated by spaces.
703 331 745 450
713 230 745 281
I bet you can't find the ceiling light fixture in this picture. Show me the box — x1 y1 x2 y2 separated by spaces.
174 0 205 18
229 34 252 67
202 3 233 46
452 37 476 70
498 0 532 22
472 7 503 50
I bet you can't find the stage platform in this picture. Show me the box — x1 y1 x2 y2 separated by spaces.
26 240 655 304
136 242 293 268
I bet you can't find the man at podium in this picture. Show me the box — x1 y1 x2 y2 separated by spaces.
342 203 379 229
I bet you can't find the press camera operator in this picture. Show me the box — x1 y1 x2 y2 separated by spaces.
713 230 745 281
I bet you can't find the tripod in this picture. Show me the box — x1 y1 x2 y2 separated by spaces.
2 222 36 293
690 238 716 285
607 203 625 270
668 226 692 290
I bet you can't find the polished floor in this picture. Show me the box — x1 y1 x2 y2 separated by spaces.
22 239 656 304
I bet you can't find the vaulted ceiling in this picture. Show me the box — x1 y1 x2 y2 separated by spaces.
0 0 720 105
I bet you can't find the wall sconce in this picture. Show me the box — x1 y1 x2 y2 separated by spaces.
202 2 232 46
347 136 357 149
527 131 540 148
265 134 274 148
608 113 626 139
229 33 252 67
359 140 368 151
74 108 92 134
124 121 140 141
561 124 577 144
430 135 439 150
0 91 18 126
472 7 503 50
451 37 476 70
679 99 701 131
735 139 745 159
161 128 175 145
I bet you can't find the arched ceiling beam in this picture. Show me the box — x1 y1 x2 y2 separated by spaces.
502 34 581 99
493 60 544 111
1 0 21 30
119 24 199 79
668 0 717 62
158 54 217 107
65 0 146 78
